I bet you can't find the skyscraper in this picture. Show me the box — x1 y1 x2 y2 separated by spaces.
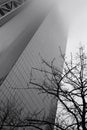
0 0 68 129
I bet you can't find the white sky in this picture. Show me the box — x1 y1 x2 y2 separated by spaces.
63 0 87 56
54 0 87 57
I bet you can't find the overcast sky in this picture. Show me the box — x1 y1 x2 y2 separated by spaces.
61 0 87 56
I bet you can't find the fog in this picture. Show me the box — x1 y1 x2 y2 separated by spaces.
0 0 86 79
0 0 56 79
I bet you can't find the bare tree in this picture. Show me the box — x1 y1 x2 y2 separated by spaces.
0 98 54 130
7 46 87 130
0 98 24 130
26 46 87 130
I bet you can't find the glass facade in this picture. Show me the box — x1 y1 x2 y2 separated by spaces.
0 1 67 129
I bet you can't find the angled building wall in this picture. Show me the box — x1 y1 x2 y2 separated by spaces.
0 0 55 81
0 1 68 130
